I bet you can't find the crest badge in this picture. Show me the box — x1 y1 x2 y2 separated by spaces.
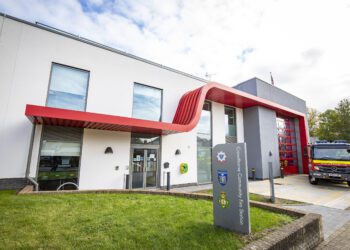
217 170 228 186
217 151 227 163
217 191 229 208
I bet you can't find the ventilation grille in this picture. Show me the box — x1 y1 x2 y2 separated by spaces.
42 126 83 142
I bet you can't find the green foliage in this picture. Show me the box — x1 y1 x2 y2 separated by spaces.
307 108 319 137
317 98 350 142
0 191 294 249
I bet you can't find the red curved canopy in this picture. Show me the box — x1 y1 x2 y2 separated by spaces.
25 82 306 135
26 82 309 173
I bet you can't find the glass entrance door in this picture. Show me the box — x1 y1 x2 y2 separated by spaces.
131 148 158 188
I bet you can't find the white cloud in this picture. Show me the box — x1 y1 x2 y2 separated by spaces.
0 0 349 111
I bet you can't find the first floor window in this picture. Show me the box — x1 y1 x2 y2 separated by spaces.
47 63 89 111
132 83 162 121
38 126 83 190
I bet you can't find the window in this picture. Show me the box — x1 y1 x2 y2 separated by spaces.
47 63 89 111
131 133 160 145
132 83 162 121
224 106 237 143
197 101 212 183
38 126 83 190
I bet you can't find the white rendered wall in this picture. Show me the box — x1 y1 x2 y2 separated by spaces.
160 130 197 186
236 108 245 142
0 16 246 188
79 129 131 190
212 102 226 146
0 17 204 180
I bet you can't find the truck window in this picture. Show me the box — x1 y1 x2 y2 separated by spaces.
313 148 350 160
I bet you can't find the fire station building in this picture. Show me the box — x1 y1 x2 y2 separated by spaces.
0 14 309 191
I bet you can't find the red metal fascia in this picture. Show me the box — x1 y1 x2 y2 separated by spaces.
25 82 309 169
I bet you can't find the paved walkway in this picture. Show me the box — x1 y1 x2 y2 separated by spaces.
249 175 350 210
316 220 350 249
284 204 350 239
172 182 350 240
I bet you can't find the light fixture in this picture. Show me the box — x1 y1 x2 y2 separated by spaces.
175 149 181 155
104 147 113 154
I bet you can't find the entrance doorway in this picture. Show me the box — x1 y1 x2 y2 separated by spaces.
131 148 158 188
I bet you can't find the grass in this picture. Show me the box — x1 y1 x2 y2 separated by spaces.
0 191 294 249
196 189 303 205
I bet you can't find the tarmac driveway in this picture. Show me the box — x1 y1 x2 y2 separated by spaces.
249 174 350 210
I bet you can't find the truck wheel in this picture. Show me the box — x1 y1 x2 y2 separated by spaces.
309 175 318 185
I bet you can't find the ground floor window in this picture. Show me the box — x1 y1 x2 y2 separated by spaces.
197 101 212 183
38 126 83 190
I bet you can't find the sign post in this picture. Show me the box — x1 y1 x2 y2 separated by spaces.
212 143 251 234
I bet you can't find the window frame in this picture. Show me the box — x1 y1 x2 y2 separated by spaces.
35 126 84 191
131 82 163 122
45 62 90 111
197 100 213 184
224 105 237 138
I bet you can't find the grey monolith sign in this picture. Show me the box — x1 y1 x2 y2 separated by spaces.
212 143 251 234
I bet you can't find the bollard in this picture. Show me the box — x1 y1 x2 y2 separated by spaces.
269 151 275 203
252 168 256 181
268 163 276 203
280 166 284 179
125 174 129 189
166 172 171 191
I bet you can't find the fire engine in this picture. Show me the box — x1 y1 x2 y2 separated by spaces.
309 141 350 187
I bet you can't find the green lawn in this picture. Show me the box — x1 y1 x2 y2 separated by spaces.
0 191 294 249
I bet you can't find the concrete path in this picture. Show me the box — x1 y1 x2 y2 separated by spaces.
172 184 212 193
284 204 350 239
249 175 350 210
316 220 350 249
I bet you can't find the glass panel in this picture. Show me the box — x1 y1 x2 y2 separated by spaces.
225 106 236 137
131 133 160 145
132 83 162 121
197 147 212 183
38 126 82 190
47 64 89 111
40 141 81 156
132 149 145 188
197 101 212 183
146 149 157 187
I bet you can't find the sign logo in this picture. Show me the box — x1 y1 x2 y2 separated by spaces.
217 170 228 186
217 151 227 163
217 191 229 208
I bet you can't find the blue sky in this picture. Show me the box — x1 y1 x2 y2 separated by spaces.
0 0 350 111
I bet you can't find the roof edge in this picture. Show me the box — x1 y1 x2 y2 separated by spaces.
0 12 208 84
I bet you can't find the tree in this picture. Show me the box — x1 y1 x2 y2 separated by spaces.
317 109 338 141
307 108 319 137
316 98 350 142
335 99 350 141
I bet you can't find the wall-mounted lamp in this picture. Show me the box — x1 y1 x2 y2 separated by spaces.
175 149 181 155
104 147 113 154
